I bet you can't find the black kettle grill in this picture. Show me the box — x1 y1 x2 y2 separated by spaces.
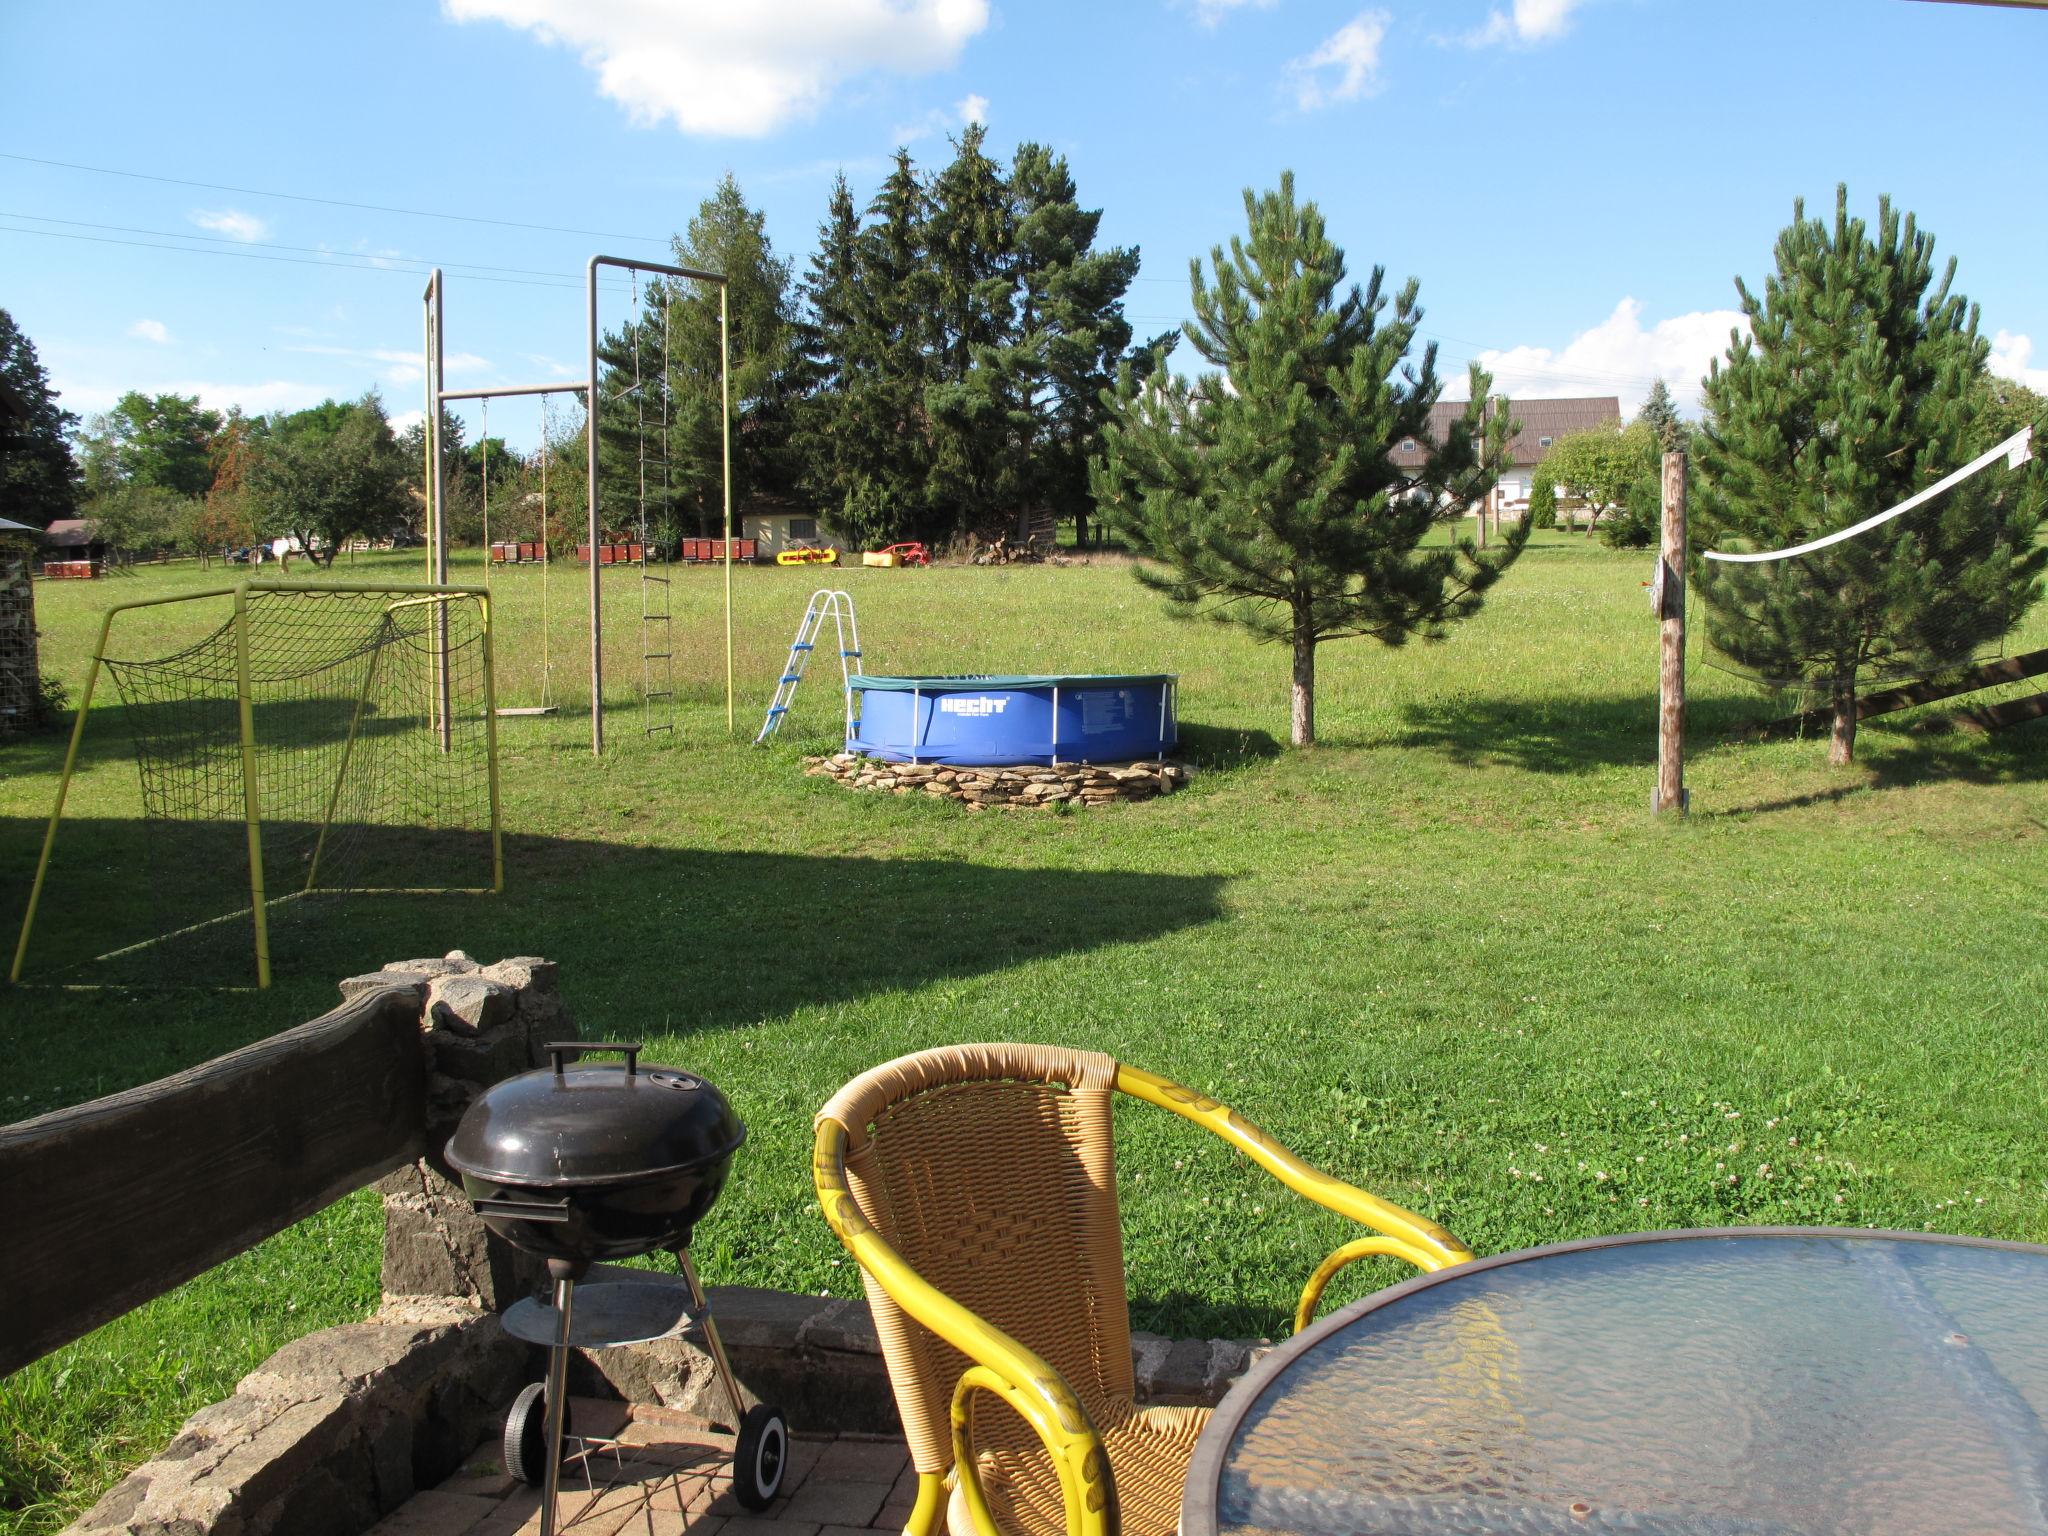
446 1042 787 1533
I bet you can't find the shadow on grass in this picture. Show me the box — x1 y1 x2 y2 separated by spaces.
1384 691 1773 774
1174 721 1283 775
1703 712 2048 817
1 817 1229 1114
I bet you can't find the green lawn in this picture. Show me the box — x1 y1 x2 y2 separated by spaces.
4 534 2047 1532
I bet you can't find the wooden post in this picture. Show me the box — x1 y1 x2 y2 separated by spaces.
1654 450 1687 815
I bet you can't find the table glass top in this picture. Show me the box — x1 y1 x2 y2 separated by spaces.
1213 1234 2048 1536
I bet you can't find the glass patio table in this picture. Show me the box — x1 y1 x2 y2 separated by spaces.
1182 1228 2048 1536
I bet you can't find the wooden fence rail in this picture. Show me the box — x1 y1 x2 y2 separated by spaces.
0 983 427 1376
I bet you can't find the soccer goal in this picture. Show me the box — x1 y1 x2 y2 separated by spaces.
11 581 503 989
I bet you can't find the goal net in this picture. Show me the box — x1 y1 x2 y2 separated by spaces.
12 582 501 988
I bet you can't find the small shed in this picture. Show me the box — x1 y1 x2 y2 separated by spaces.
41 518 104 579
738 495 832 559
0 515 45 730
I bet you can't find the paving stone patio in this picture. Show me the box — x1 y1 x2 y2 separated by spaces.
369 1400 916 1536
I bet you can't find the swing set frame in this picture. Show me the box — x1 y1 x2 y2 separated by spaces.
422 258 734 756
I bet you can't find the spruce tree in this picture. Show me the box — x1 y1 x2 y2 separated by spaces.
794 174 865 524
1092 173 1523 748
1695 186 2048 765
1636 378 1683 451
1008 142 1166 545
924 125 1026 530
0 308 78 528
665 174 800 535
835 149 938 545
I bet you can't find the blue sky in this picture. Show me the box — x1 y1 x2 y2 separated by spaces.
4 0 2044 453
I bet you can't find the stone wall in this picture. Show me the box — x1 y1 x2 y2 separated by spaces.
805 752 1189 809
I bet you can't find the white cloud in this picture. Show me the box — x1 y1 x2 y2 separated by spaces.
1989 330 2048 394
891 91 990 144
1188 0 1277 26
444 0 990 138
128 319 173 345
190 208 270 243
56 379 333 419
387 409 428 438
1286 11 1390 112
1461 0 1580 47
1457 298 1748 416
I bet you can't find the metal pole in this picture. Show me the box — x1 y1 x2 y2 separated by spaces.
675 1249 751 1430
10 609 113 983
584 253 733 756
538 1275 576 1536
586 255 604 757
438 382 592 403
430 270 451 753
722 283 735 733
479 593 505 893
1654 450 1688 815
232 585 273 989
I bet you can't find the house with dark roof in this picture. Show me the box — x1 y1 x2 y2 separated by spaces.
1389 396 1622 514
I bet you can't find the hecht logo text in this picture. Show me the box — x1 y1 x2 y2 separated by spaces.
939 697 1008 717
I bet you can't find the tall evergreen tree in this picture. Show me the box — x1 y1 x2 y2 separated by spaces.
1695 186 2048 764
794 174 865 521
1636 378 1683 451
923 125 1026 529
1007 142 1167 544
836 149 939 545
0 308 78 528
664 174 800 536
1092 174 1523 747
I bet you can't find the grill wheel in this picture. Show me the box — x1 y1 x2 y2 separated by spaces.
502 1381 574 1486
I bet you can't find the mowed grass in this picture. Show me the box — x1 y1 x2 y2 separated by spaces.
4 533 2047 1531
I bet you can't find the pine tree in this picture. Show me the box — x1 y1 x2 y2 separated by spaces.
1636 378 1683 451
1092 174 1524 748
0 308 78 528
1695 186 2048 765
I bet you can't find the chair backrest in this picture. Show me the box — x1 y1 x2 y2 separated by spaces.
817 1043 1137 1473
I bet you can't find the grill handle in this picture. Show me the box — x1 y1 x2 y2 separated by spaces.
545 1041 643 1076
473 1194 574 1224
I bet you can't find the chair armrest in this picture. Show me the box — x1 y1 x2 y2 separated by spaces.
1114 1065 1474 1329
813 1119 1118 1536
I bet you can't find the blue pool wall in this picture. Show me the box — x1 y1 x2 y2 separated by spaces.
846 675 1177 767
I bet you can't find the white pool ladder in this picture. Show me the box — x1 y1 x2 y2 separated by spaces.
755 589 862 745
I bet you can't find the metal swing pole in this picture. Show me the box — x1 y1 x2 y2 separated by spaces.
586 253 731 756
722 283 734 733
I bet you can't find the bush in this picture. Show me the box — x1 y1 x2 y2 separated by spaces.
1528 477 1556 530
1599 474 1661 549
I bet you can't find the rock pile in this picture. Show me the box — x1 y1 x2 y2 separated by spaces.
805 752 1189 809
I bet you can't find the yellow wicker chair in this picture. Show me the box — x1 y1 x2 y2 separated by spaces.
812 1043 1473 1536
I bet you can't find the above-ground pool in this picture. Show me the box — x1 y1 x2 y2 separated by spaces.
846 674 1178 766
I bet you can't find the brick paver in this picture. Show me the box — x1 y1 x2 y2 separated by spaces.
378 1400 918 1536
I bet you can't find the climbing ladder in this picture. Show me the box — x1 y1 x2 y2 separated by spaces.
755 590 861 745
636 270 676 738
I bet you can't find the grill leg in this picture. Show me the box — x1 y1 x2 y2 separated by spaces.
675 1248 749 1428
539 1275 576 1536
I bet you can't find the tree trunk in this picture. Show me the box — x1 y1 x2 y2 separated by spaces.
1291 630 1315 748
1829 672 1858 766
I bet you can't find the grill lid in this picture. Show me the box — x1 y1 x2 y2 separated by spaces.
444 1042 746 1187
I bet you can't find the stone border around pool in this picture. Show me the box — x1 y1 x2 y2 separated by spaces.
804 752 1191 808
